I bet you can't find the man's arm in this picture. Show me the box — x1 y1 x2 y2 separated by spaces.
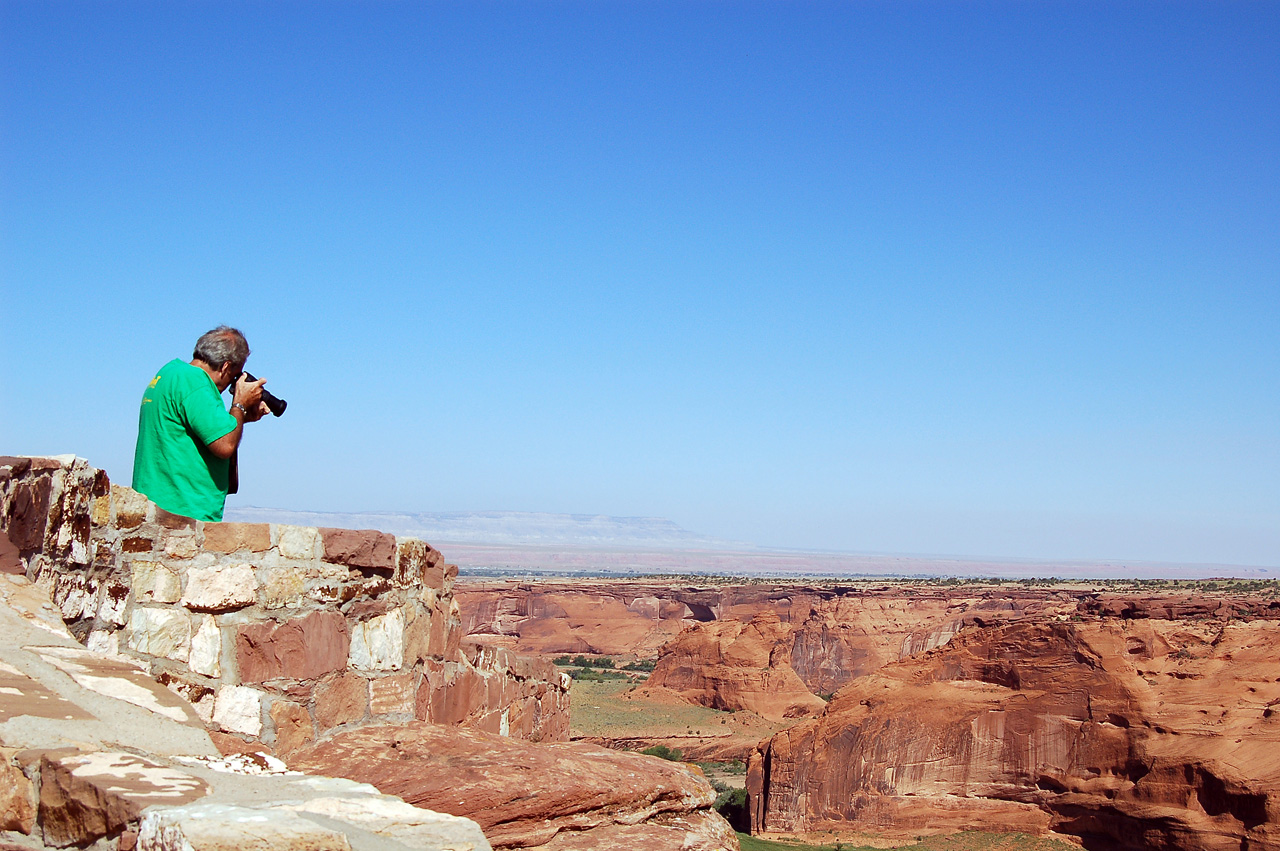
207 375 266 459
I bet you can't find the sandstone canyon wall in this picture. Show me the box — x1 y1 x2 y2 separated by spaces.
641 613 827 721
748 617 1280 851
459 580 1086 712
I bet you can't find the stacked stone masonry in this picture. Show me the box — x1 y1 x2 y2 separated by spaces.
0 455 570 754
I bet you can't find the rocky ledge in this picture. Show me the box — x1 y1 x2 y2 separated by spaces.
0 571 491 851
289 722 737 850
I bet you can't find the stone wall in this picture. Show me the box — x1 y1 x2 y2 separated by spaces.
0 455 570 753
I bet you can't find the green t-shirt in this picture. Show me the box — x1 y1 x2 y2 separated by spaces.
132 359 238 522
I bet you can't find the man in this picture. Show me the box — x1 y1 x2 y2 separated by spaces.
132 326 269 522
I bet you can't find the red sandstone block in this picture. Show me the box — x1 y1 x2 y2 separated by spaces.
202 522 271 553
319 528 396 570
429 611 452 659
314 672 368 731
369 673 416 716
155 508 196 530
235 611 350 683
5 479 52 551
121 536 154 554
270 700 314 756
346 599 394 621
417 662 487 727
394 539 446 588
0 457 33 476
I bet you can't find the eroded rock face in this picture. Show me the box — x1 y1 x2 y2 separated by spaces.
749 619 1280 851
642 613 826 721
287 722 739 851
457 580 1082 698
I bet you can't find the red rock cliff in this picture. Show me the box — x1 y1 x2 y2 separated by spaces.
748 617 1280 851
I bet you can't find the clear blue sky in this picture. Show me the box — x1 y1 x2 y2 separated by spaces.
2 1 1276 568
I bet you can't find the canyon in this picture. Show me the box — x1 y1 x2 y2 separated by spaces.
6 452 1279 850
459 579 1280 849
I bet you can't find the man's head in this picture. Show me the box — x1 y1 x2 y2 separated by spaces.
193 326 250 389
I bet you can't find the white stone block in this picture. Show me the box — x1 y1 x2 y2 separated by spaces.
213 685 263 737
189 691 216 726
349 608 405 671
127 608 192 662
97 586 129 626
132 560 181 603
163 533 198 559
277 524 320 560
189 615 222 677
54 574 95 620
260 566 307 609
86 629 119 656
181 563 257 612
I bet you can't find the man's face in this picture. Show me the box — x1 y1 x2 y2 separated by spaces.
216 361 244 392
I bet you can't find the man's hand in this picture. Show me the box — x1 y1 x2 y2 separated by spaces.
243 401 270 423
208 374 268 458
233 374 266 414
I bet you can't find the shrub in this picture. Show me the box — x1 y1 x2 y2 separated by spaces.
570 668 626 681
640 745 683 761
714 787 749 832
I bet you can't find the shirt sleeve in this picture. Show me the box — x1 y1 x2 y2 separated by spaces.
183 383 238 446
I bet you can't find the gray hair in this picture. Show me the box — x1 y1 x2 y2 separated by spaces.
193 326 250 370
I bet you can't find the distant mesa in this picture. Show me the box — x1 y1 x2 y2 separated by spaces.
229 507 1277 580
225 506 748 550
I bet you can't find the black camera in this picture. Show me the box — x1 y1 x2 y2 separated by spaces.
230 371 287 417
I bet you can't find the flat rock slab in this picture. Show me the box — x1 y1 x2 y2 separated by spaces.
282 794 493 851
288 722 724 850
138 803 350 851
0 576 215 758
0 661 93 723
137 771 493 851
30 646 201 725
38 751 210 847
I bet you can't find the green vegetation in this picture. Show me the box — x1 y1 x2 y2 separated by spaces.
552 654 630 681
697 759 746 775
737 836 848 851
735 832 1082 851
715 787 749 832
639 744 683 761
553 654 615 669
552 654 656 680
626 574 1280 595
569 668 628 681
